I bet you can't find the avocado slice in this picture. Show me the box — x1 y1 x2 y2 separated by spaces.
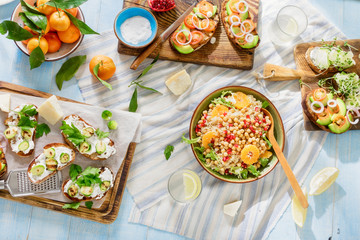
181 23 190 40
316 109 332 125
79 142 91 154
4 127 17 139
45 158 58 171
44 147 55 158
226 0 248 20
335 98 346 116
100 181 111 191
328 114 351 134
171 40 194 54
21 129 32 140
0 162 6 171
80 186 94 197
31 165 45 176
60 153 70 164
193 6 217 18
96 141 106 154
240 35 259 49
309 93 333 107
226 1 232 16
67 184 78 197
18 141 29 152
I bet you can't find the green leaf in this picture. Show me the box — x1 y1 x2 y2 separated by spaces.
46 0 88 9
64 11 99 35
262 101 270 109
247 165 260 177
136 82 161 93
205 150 218 161
85 201 93 209
93 62 113 90
21 11 47 31
241 169 248 179
259 158 269 167
69 164 82 182
129 87 138 112
60 121 86 146
20 105 37 116
194 146 205 161
56 55 86 90
0 20 33 41
62 202 81 209
164 145 174 160
262 133 272 148
29 46 45 70
181 134 200 144
81 166 100 176
17 116 37 130
35 123 51 138
95 128 109 139
18 13 41 34
136 55 159 79
20 0 44 15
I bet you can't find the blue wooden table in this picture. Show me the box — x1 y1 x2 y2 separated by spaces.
0 0 359 239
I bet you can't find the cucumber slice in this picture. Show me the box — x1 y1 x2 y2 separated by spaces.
82 127 94 138
44 147 55 158
4 127 17 139
96 141 106 154
79 142 91 154
67 184 78 197
100 181 111 191
80 186 94 197
45 158 58 171
60 153 70 164
31 165 45 176
18 141 29 152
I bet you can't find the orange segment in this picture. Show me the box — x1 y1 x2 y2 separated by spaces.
233 92 250 109
259 150 272 159
241 145 260 165
211 105 228 118
202 131 216 148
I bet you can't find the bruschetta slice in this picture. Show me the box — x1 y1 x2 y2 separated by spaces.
0 147 7 178
62 166 114 202
221 0 260 49
27 143 75 184
60 115 116 160
170 0 219 54
4 104 38 157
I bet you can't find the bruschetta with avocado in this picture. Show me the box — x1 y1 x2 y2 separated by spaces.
4 104 38 157
62 166 114 202
60 115 116 160
0 147 7 178
27 143 75 184
170 0 219 54
221 0 260 49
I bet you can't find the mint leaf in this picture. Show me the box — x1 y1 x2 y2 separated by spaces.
56 55 86 90
164 145 174 160
35 123 50 138
129 87 138 112
29 46 45 70
93 62 113 90
85 201 93 209
69 164 82 182
62 202 80 209
181 134 200 144
0 20 33 41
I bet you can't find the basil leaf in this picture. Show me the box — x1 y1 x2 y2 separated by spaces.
64 11 99 35
164 145 174 160
85 201 93 209
93 62 113 90
181 134 200 144
0 20 33 41
29 46 45 69
129 87 138 112
69 164 82 182
35 123 51 138
18 13 42 34
136 54 159 79
262 101 269 109
62 202 80 209
46 0 88 9
56 55 86 90
136 82 160 93
21 11 47 31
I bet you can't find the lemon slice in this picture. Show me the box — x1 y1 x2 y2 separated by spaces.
309 167 339 196
183 172 198 200
291 187 308 228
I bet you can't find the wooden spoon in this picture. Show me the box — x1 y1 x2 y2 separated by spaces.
262 108 309 208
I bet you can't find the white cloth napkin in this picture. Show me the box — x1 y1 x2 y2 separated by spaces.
74 0 345 237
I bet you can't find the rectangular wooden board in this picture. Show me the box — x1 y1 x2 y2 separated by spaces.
0 81 136 224
294 39 360 131
118 0 259 70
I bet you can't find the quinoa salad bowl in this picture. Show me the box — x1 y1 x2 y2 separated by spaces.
189 86 285 183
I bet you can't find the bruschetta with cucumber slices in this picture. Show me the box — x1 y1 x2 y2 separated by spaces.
221 0 259 49
4 104 38 157
60 115 116 160
0 147 7 178
62 166 114 202
170 0 219 54
27 143 75 184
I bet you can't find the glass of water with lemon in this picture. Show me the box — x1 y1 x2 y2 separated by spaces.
168 169 202 203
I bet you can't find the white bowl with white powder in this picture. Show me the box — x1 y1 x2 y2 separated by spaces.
114 7 158 48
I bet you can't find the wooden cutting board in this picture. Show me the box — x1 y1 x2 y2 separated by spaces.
0 81 136 224
118 0 259 70
262 39 360 131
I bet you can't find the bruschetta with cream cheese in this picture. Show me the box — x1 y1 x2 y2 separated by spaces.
60 115 116 160
0 147 7 178
27 143 75 184
62 166 114 202
4 104 38 157
221 0 260 49
170 0 219 54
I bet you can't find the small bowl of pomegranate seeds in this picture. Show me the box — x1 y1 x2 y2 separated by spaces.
148 0 176 12
187 86 285 183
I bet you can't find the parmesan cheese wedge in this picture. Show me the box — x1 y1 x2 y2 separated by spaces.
38 95 64 125
165 69 192 96
0 93 10 112
223 200 242 217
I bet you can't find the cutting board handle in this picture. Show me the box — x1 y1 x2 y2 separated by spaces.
262 63 303 81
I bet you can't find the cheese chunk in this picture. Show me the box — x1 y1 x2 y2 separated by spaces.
0 93 10 112
165 69 192 96
223 200 242 217
38 95 64 125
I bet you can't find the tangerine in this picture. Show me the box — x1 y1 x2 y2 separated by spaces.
57 24 81 43
36 0 56 15
202 131 216 148
44 32 61 53
89 55 116 80
27 37 49 54
233 92 250 109
22 26 37 44
211 105 229 118
46 15 56 32
66 8 78 17
240 145 260 165
49 11 70 31
259 150 272 159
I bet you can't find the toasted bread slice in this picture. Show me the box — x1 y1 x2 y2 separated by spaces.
27 143 75 184
0 147 7 178
221 0 260 50
4 104 38 157
61 115 116 161
62 166 114 202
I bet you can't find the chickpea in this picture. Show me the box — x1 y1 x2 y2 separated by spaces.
247 129 251 133
250 133 254 137
255 123 259 127
206 159 211 163
214 161 218 165
229 144 233 148
234 117 239 122
244 132 249 137
235 137 240 141
224 117 228 122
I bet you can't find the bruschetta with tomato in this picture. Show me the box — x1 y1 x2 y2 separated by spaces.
170 0 219 54
221 0 259 49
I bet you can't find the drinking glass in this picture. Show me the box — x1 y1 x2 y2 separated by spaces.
268 5 308 45
168 169 202 203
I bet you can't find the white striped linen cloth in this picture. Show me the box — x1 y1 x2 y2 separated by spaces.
74 0 345 238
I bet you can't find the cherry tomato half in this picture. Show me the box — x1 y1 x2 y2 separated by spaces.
172 32 187 46
199 1 214 16
184 15 195 29
203 19 216 32
190 31 204 45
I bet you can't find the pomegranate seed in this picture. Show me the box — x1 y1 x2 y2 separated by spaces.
225 169 229 174
241 162 247 168
243 120 247 125
263 119 266 123
200 123 205 127
211 139 215 144
224 130 228 135
223 112 227 116
229 123 233 127
264 127 268 131
255 107 259 112
234 144 239 148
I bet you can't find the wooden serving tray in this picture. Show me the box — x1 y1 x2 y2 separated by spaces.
0 81 136 224
262 39 360 131
118 0 259 70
